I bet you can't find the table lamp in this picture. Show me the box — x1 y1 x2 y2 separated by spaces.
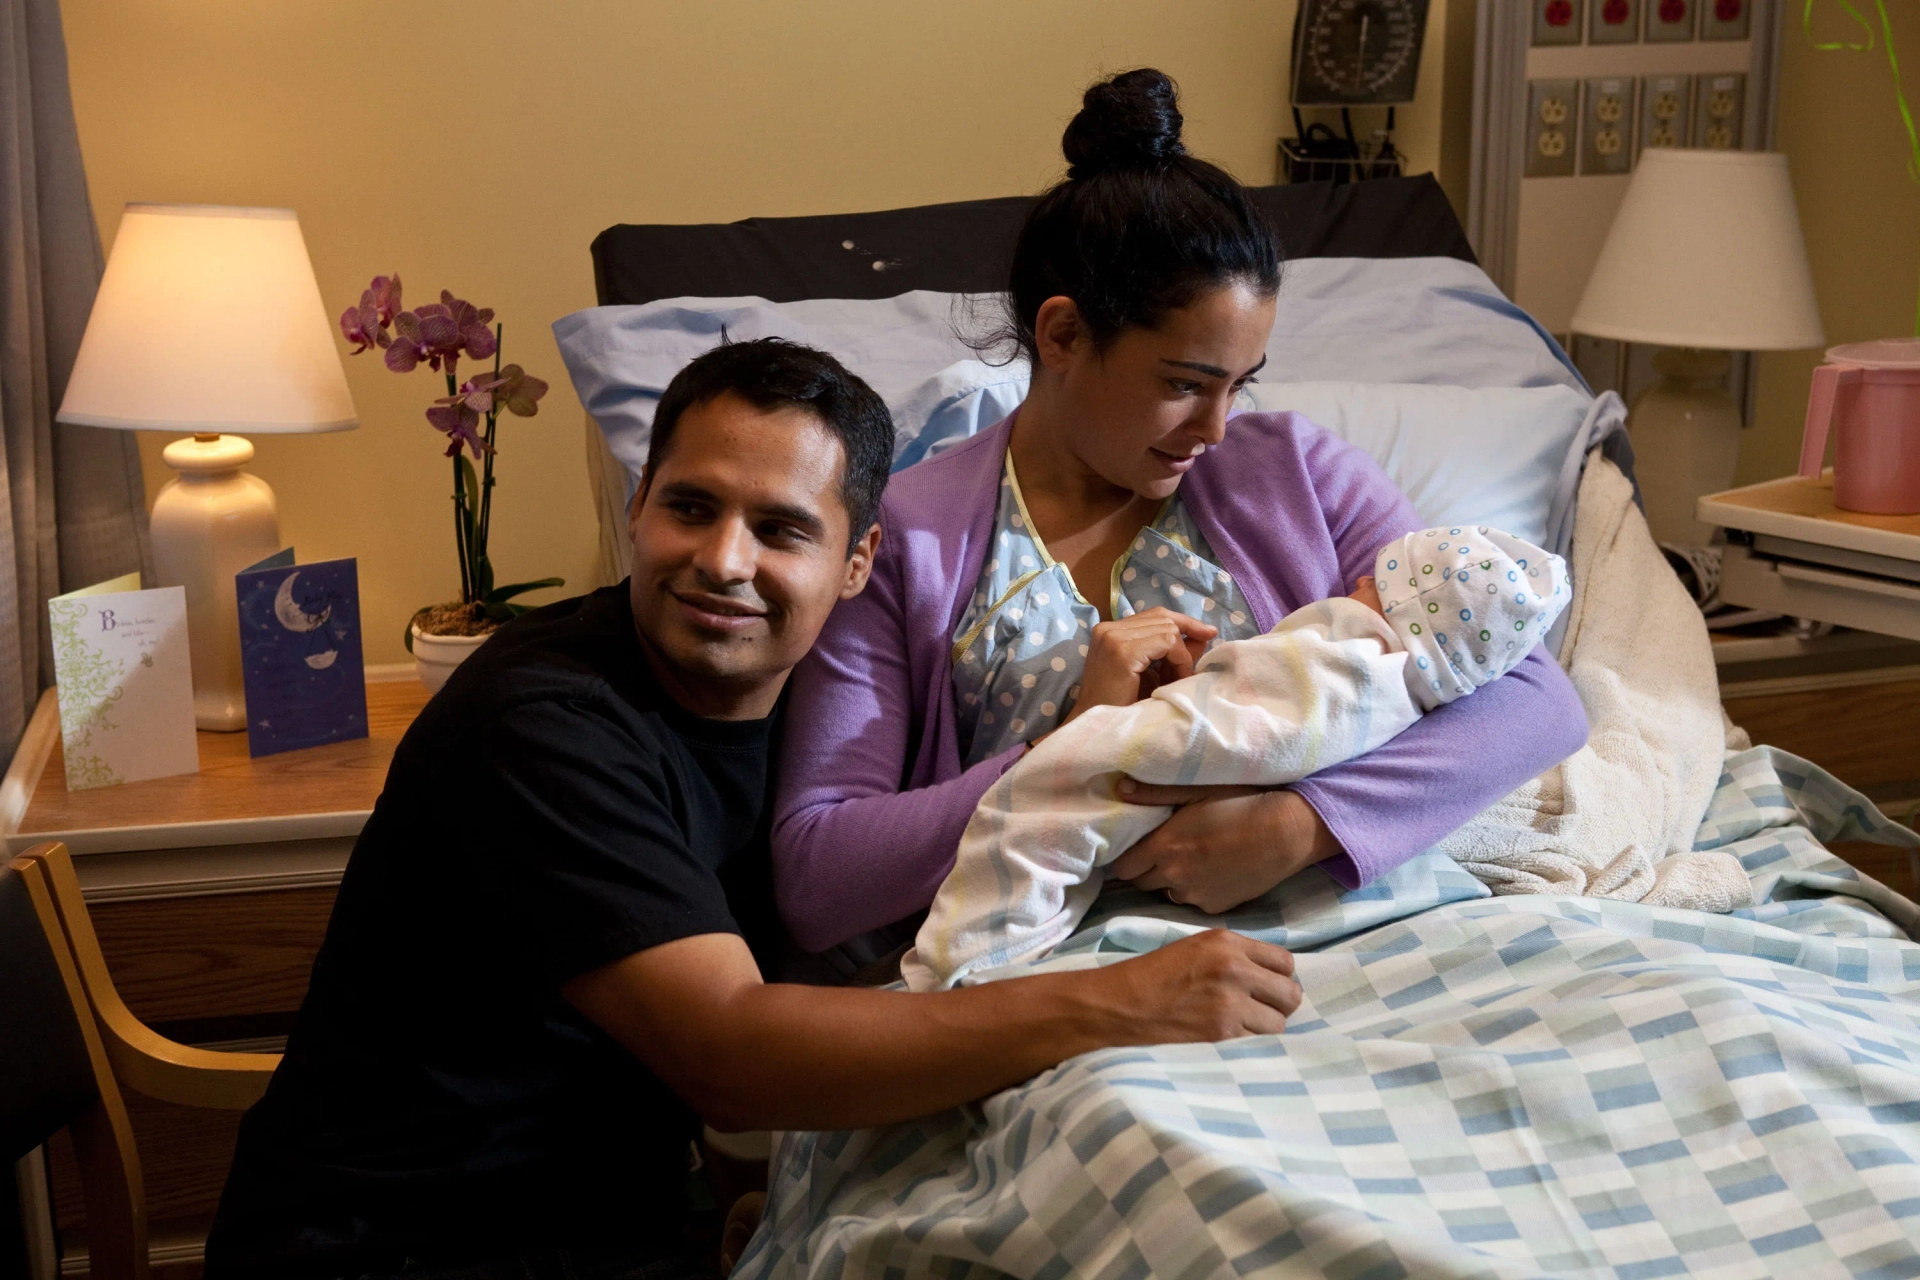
56 204 357 731
1570 150 1824 547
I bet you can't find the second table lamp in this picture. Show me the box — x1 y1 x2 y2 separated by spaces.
1571 149 1824 547
56 204 358 730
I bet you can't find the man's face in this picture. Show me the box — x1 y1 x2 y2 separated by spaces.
628 392 878 718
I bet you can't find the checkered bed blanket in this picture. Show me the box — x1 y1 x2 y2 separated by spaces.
734 748 1920 1279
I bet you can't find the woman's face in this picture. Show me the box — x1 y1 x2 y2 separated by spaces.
1035 280 1277 500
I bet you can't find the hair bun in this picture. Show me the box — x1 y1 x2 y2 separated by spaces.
1062 68 1187 180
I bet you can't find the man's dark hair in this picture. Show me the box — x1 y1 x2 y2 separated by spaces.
646 337 894 551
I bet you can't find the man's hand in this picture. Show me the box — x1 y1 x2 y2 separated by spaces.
1090 929 1302 1041
1109 785 1343 914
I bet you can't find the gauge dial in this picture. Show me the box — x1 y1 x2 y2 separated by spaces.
1290 0 1431 107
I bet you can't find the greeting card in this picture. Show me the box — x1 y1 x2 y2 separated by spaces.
49 572 199 790
236 551 368 757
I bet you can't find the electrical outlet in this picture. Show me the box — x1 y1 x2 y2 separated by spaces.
1533 0 1585 45
1637 73 1692 157
1589 0 1641 44
1645 0 1695 41
1695 72 1745 149
1700 0 1750 40
1580 78 1635 174
1526 78 1579 178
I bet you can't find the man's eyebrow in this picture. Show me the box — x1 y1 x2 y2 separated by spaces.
759 502 828 536
1161 354 1268 379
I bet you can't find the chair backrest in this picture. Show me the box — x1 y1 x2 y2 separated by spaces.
0 856 147 1280
18 844 279 1111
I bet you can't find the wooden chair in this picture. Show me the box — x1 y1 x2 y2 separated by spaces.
3 843 280 1279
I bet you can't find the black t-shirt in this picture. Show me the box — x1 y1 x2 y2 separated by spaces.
205 584 780 1277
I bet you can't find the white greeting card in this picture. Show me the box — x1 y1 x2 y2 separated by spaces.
49 572 199 790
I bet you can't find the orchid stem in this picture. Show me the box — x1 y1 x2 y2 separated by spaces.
446 370 476 604
480 324 502 558
452 453 472 604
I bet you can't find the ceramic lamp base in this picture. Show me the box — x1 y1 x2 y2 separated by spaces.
150 433 281 731
1626 348 1742 548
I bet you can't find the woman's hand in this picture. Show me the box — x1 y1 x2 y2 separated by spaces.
1060 607 1217 725
1108 784 1344 914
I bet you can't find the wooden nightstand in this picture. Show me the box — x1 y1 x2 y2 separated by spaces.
4 674 429 1279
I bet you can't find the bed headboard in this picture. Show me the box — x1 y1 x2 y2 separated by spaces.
590 175 1475 307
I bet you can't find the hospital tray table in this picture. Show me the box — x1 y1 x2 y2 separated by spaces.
1700 471 1920 643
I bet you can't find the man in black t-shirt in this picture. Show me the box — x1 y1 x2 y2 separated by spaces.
206 339 1303 1280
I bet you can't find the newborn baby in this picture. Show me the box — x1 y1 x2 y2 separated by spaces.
901 525 1571 991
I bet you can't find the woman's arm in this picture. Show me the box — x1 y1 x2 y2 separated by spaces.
772 527 1025 954
1114 430 1587 903
1288 432 1588 887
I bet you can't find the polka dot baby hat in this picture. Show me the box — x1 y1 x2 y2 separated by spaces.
1373 525 1571 709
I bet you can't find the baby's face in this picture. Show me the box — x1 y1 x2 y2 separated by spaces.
1349 576 1384 617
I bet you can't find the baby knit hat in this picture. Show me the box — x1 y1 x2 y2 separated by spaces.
1373 525 1571 709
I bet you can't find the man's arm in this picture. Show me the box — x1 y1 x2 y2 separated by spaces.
564 929 1301 1133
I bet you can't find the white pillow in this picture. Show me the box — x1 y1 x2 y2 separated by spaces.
1240 381 1596 550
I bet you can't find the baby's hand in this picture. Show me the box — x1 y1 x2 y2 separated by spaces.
1348 576 1384 617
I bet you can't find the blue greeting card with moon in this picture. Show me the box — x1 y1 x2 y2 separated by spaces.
236 550 368 757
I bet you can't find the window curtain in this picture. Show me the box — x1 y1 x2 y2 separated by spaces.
0 0 149 762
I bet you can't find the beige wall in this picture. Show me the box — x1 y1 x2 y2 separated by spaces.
1743 19 1920 484
63 1 1458 662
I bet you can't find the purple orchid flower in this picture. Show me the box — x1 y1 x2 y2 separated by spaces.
340 274 403 354
383 310 434 373
425 399 490 459
340 299 379 353
441 292 497 363
368 274 402 327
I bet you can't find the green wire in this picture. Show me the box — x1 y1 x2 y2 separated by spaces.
1806 0 1920 333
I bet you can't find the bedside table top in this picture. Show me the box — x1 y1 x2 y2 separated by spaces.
1700 471 1920 563
3 677 431 857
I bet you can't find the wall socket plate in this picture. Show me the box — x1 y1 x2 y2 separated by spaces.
1695 71 1745 149
1700 0 1751 40
1589 0 1641 44
1580 78 1635 174
1525 78 1580 178
1532 0 1585 45
1638 73 1692 158
1645 0 1696 41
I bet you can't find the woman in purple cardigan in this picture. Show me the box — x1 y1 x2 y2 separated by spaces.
774 69 1588 962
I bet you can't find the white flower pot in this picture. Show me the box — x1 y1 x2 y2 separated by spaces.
411 625 490 693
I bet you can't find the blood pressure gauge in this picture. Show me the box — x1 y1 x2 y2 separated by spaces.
1290 0 1432 107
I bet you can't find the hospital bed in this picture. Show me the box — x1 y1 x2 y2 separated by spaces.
560 177 1920 1279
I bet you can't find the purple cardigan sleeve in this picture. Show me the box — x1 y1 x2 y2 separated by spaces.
1288 432 1589 888
771 514 1023 954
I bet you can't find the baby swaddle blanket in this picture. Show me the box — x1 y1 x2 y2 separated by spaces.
901 526 1568 991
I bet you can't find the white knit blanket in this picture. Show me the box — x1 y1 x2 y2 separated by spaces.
1432 452 1749 909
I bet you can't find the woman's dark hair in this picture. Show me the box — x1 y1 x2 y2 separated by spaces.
647 336 894 550
998 68 1281 364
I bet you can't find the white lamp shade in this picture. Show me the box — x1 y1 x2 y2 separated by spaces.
1570 150 1824 351
57 204 357 434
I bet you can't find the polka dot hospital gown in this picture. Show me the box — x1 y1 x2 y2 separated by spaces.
951 455 1262 767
